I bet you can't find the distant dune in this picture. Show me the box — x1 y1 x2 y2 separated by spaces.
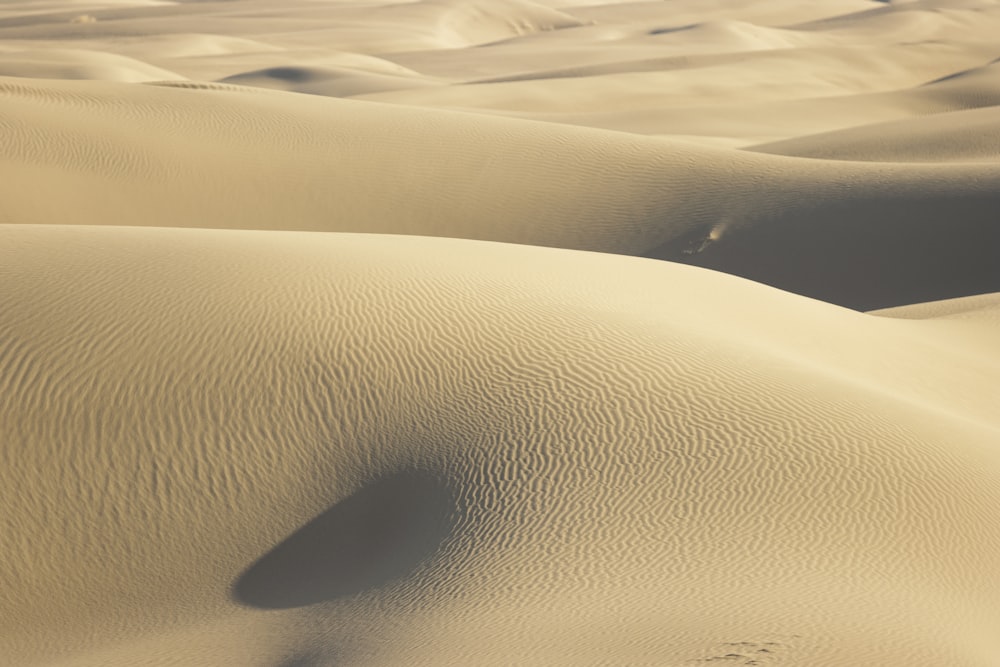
0 48 183 81
3 75 1000 309
1 1 999 665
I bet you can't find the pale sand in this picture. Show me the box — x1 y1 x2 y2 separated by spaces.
3 75 1000 310
1 1 999 665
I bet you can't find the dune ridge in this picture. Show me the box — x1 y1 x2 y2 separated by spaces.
0 47 183 81
3 225 1000 666
3 74 1000 309
749 103 1000 162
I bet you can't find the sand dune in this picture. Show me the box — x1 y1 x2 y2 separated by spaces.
0 47 182 81
876 292 1000 321
3 225 999 666
563 0 879 27
2 0 1000 665
365 40 1000 112
0 0 587 53
3 74 1000 309
491 59 1000 143
792 0 1000 35
748 104 1000 162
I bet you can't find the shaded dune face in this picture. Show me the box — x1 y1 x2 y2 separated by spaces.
234 471 455 609
2 225 1000 665
217 66 442 97
649 187 1000 310
2 76 1000 309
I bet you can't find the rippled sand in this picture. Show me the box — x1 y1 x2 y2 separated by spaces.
2 1 1000 665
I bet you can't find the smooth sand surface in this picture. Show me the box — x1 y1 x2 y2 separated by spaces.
2 1 1000 665
4 74 1000 310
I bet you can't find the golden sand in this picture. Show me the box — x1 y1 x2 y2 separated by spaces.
2 1 999 664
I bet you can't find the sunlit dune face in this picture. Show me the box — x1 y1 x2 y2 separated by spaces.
1 0 1000 665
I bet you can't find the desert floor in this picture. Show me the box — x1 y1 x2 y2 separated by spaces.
2 1 1000 665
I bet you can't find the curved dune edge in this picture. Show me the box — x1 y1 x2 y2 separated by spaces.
874 292 1000 321
2 225 999 666
747 104 1000 163
0 48 184 82
3 75 1000 309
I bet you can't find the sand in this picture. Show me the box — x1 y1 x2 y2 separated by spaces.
1 1 999 665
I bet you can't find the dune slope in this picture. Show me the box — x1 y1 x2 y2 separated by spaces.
2 1 1000 665
2 75 1000 309
2 225 1000 666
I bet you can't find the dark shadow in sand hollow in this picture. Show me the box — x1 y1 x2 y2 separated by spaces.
233 471 454 609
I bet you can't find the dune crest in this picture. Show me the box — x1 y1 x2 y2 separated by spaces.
3 74 1000 309
2 226 1000 666
0 48 183 81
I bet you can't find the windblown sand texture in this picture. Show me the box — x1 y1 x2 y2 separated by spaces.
2 1 1000 665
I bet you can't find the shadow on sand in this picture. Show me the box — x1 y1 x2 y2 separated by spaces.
234 470 455 609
